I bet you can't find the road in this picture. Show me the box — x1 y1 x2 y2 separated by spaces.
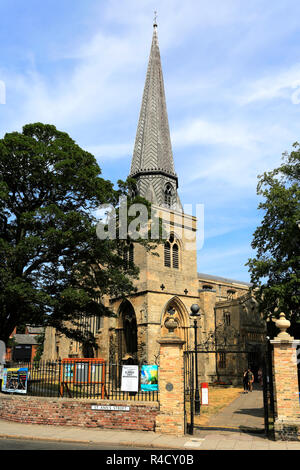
0 437 153 450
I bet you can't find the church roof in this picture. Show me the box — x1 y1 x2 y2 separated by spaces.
129 24 177 183
198 272 252 288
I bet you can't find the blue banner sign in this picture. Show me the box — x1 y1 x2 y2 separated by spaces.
140 365 158 391
2 367 29 394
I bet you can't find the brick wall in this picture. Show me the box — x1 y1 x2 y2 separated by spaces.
0 394 159 431
271 339 300 441
155 336 185 436
273 344 299 420
273 343 300 421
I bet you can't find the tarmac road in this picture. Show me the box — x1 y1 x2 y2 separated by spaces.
0 437 153 450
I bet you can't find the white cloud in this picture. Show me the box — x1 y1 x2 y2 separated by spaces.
238 63 300 105
203 215 261 240
171 116 292 197
172 118 257 150
1 28 146 133
87 143 132 161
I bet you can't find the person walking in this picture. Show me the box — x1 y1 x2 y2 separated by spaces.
247 368 254 392
243 370 248 393
257 367 263 386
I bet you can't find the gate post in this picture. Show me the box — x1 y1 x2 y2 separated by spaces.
156 322 186 436
270 313 300 441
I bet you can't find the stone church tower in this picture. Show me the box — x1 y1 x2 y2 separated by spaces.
105 22 199 364
42 23 265 384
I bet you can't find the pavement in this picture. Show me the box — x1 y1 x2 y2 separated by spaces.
1 388 300 450
198 385 265 432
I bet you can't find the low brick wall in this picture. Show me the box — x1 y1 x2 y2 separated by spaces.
0 394 159 431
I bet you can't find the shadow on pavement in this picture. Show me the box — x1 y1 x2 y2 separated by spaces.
233 407 265 418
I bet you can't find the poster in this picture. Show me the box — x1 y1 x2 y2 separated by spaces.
1 367 28 394
63 364 74 380
140 365 158 391
121 365 139 392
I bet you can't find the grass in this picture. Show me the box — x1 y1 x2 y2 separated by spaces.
193 386 244 426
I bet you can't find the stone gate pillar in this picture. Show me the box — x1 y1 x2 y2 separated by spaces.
155 315 186 436
271 313 300 441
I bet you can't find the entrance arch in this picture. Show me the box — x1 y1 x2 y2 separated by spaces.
117 300 138 363
161 296 190 348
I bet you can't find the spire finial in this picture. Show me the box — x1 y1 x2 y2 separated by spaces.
153 10 158 28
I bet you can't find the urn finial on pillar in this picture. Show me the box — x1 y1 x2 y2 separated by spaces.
275 312 293 340
163 307 179 336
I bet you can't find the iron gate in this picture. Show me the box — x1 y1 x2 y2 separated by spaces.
184 345 275 436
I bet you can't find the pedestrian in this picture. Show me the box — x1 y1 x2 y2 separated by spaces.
243 370 248 393
247 368 254 392
258 367 263 386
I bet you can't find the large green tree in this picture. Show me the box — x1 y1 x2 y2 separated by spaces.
0 123 154 347
247 145 300 320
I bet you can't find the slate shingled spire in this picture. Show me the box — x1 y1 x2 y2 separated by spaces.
129 22 182 210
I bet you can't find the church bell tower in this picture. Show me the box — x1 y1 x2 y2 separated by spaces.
110 19 199 364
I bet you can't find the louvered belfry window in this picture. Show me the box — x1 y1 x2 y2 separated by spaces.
164 184 173 207
124 242 134 269
173 243 179 269
164 235 179 269
164 241 171 267
129 243 134 267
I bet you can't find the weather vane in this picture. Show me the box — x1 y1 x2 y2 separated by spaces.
153 10 158 27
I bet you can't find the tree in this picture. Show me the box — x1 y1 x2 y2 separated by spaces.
0 123 156 348
247 145 300 320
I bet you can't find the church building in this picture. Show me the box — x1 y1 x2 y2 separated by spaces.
43 22 266 384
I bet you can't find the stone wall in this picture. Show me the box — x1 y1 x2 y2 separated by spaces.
0 394 159 431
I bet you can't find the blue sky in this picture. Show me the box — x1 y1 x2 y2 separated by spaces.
1 0 300 282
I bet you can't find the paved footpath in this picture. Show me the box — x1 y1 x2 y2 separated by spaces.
0 389 300 450
0 418 299 450
201 386 265 432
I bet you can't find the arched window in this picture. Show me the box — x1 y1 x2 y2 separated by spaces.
172 244 179 269
123 242 134 269
164 235 180 269
131 186 138 198
118 301 138 363
224 312 231 326
129 243 134 267
164 241 171 267
164 184 173 208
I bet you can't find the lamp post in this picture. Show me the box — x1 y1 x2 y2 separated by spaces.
190 304 201 415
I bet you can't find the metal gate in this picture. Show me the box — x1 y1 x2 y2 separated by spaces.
184 345 275 436
262 341 275 438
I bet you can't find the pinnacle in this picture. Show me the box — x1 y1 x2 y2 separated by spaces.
129 26 179 208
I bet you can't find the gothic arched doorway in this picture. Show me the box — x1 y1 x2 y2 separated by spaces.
117 300 138 363
161 297 190 348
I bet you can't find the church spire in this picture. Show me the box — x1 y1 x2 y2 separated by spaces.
129 21 181 210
